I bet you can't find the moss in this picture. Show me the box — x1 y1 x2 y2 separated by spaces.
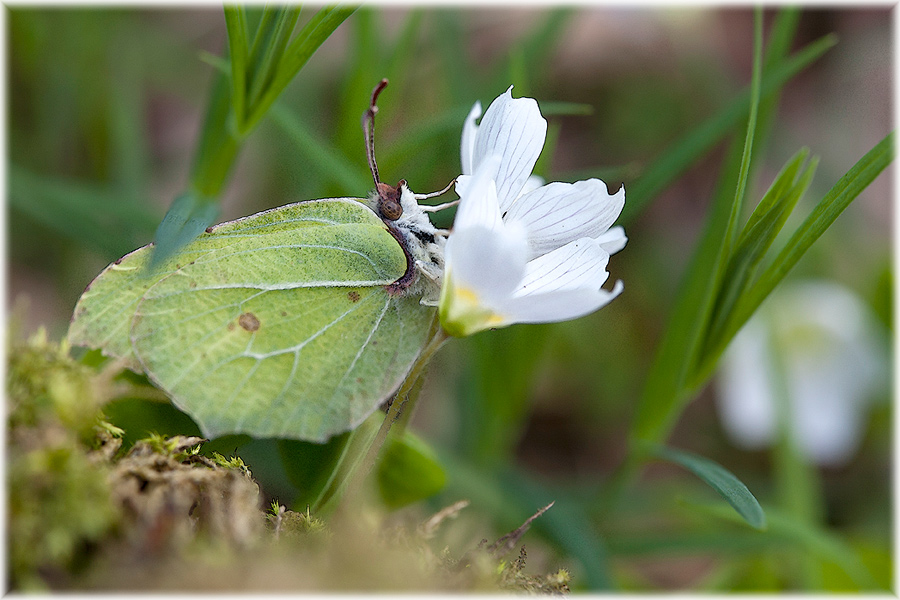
7 330 119 590
8 331 569 593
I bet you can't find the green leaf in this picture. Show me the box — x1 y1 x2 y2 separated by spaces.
647 444 767 530
621 32 837 225
69 198 436 442
377 431 447 509
718 131 894 360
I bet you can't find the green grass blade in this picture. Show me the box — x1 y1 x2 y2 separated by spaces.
245 6 302 121
744 7 801 199
695 154 818 382
720 132 894 357
647 443 766 530
247 5 357 132
244 6 279 85
704 151 812 346
269 104 371 193
629 11 764 444
9 166 158 258
188 66 241 198
223 5 249 129
621 32 837 225
719 8 764 258
738 148 809 244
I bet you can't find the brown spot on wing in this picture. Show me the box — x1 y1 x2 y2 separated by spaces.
238 312 260 332
348 291 361 303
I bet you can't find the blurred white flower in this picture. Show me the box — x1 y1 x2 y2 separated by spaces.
716 280 888 466
439 87 626 337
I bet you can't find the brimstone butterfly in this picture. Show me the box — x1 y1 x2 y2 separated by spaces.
67 80 453 443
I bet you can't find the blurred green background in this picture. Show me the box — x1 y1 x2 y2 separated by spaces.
7 6 892 591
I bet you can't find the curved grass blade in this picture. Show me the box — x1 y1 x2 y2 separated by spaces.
647 443 766 530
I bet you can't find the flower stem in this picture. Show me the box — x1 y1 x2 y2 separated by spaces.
340 324 449 505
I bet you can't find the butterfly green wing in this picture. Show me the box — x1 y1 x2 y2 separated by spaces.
68 198 396 366
69 198 436 441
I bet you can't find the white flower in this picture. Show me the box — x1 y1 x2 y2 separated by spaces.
716 280 888 466
439 87 626 337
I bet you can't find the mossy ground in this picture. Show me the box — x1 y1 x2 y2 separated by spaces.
7 330 569 593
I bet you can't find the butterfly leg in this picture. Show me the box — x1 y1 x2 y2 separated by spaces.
414 178 457 204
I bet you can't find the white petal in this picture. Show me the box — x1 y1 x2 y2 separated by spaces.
460 101 482 175
514 237 610 297
595 226 628 255
789 361 865 466
715 319 778 450
454 174 472 197
445 222 528 306
500 280 623 324
452 155 503 232
505 179 625 259
519 175 545 197
472 87 547 212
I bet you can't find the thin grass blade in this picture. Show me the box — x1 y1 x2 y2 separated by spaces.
247 6 357 131
245 7 302 117
720 132 894 357
621 32 837 224
629 11 764 444
269 104 371 193
223 5 250 129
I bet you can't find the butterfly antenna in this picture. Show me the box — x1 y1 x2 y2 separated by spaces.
363 78 389 186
